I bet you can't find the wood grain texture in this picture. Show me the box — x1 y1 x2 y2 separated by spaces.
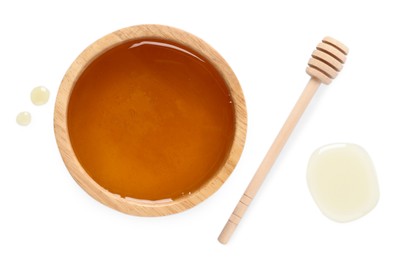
54 24 247 216
218 37 348 244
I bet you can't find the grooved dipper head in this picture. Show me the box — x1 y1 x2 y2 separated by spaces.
306 37 349 85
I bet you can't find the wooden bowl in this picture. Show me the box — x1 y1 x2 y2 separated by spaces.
54 24 247 216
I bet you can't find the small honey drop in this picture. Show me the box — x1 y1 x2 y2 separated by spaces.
31 86 50 105
307 143 379 222
16 111 31 126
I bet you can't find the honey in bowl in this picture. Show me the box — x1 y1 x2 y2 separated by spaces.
54 25 247 216
68 39 235 201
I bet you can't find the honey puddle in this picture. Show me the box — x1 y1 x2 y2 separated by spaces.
68 39 235 201
307 143 379 222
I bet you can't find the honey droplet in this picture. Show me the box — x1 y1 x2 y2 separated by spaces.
307 143 379 222
16 111 31 126
31 86 50 105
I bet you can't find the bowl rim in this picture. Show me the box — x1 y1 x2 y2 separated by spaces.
54 24 247 216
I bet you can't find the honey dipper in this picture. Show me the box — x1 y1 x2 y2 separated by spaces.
218 37 349 244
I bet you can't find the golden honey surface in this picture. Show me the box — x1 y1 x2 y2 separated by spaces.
68 39 235 201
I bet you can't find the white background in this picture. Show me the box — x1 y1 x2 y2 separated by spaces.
1 0 400 259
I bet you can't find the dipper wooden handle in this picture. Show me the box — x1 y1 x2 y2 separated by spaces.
218 37 349 244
